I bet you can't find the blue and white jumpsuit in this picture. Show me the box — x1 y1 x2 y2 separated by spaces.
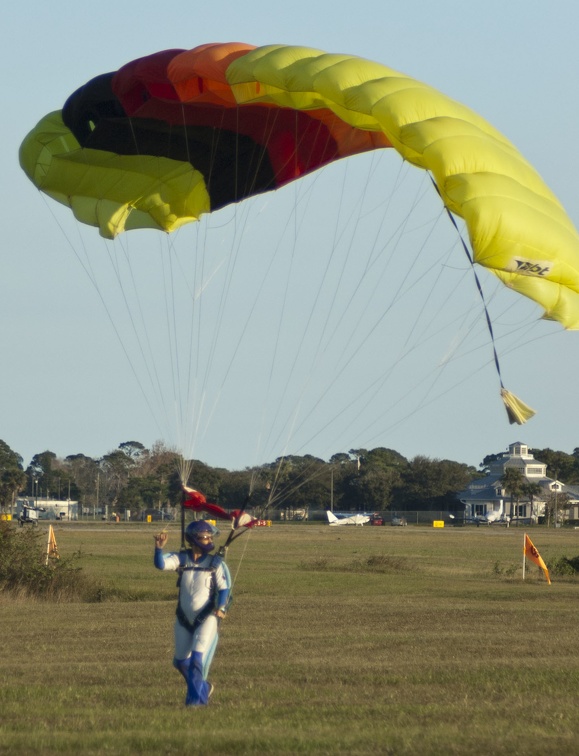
154 548 231 705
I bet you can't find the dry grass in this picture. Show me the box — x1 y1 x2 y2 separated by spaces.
0 522 578 754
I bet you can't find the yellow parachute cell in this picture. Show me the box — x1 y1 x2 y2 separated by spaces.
19 42 579 334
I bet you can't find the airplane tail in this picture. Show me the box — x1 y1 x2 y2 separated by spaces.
326 510 339 525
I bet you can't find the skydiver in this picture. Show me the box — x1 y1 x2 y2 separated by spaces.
154 521 231 706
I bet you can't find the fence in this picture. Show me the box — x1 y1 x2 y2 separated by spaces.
272 510 463 525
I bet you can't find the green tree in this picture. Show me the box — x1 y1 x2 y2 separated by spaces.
394 456 475 510
569 448 579 485
364 448 407 469
26 451 85 505
533 448 576 483
544 490 570 527
99 448 138 512
218 469 254 509
500 467 525 520
118 476 165 515
259 455 329 513
26 451 58 499
0 440 26 512
520 481 543 521
136 441 182 509
343 466 400 511
480 452 503 473
329 452 352 465
340 447 406 511
118 440 148 463
183 459 224 501
64 454 96 504
329 460 356 511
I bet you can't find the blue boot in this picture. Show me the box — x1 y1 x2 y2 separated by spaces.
173 656 191 683
185 651 211 706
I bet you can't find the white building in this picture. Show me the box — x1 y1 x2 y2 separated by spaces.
459 442 579 524
15 497 79 521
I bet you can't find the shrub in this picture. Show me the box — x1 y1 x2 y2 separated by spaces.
299 557 329 571
300 553 409 573
0 522 104 601
549 555 579 577
492 561 519 577
363 554 407 571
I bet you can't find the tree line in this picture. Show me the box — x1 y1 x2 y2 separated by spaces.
2 439 578 518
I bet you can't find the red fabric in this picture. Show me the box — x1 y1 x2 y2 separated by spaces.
182 487 207 508
110 44 385 190
231 510 259 528
182 486 258 527
200 502 235 521
182 486 233 521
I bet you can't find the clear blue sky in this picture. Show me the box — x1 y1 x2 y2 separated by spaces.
3 0 579 471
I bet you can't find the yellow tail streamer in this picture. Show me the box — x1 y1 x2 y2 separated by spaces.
500 388 536 425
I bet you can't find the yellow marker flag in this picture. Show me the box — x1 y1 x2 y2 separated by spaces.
524 534 551 585
46 525 60 565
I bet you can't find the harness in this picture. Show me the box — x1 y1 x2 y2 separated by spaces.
175 553 224 634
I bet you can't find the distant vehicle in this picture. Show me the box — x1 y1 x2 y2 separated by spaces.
326 511 370 526
140 509 174 521
369 514 384 526
18 505 46 527
281 508 309 521
391 515 408 527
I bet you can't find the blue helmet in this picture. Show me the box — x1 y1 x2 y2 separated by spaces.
185 520 220 553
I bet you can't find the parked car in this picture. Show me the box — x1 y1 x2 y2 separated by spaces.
391 515 408 526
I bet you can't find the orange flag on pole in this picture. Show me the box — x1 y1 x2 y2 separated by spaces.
523 533 551 585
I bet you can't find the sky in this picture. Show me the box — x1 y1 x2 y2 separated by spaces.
3 0 579 473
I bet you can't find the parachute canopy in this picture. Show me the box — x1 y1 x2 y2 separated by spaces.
20 42 579 331
182 486 259 533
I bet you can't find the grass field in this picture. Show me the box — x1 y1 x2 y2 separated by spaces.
1 522 578 755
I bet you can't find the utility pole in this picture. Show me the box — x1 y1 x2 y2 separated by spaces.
95 472 100 520
554 468 559 529
330 468 334 512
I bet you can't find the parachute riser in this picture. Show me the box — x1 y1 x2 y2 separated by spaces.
223 491 252 550
429 177 534 424
180 488 187 552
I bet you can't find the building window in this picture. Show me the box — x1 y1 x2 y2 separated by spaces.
526 466 544 475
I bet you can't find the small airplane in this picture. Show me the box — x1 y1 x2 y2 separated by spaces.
326 510 370 526
467 511 506 525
